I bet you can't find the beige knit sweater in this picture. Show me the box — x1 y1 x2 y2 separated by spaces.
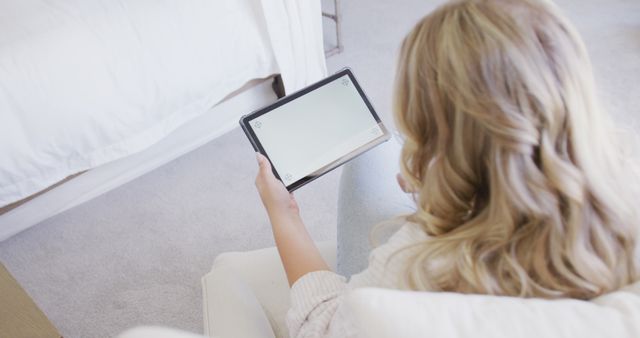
285 222 428 338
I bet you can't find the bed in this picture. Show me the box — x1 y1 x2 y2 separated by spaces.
0 0 327 241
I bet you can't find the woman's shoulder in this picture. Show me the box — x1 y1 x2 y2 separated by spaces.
379 218 429 248
348 219 428 288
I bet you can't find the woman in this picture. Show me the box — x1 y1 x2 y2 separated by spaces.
255 0 639 336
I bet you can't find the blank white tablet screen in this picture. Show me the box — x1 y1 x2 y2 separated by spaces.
250 75 384 185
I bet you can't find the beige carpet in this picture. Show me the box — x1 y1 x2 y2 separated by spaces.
0 0 638 337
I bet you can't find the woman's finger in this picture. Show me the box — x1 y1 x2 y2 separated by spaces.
257 153 272 174
256 153 280 187
257 152 268 168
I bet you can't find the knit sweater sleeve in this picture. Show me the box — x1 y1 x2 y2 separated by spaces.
285 222 426 338
285 270 348 338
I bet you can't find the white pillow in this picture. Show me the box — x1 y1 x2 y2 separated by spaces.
339 282 640 338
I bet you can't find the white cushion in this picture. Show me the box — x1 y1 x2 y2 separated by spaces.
202 241 336 338
338 282 640 338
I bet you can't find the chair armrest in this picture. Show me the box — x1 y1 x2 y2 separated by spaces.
337 138 413 276
202 241 335 338
202 265 275 338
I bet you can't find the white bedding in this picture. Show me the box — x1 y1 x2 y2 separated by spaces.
0 0 326 208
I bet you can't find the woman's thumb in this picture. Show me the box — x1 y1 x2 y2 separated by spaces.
256 153 273 175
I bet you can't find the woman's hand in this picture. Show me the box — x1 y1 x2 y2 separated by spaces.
254 152 330 286
255 153 299 218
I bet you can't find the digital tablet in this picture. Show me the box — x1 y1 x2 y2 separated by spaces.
239 68 390 191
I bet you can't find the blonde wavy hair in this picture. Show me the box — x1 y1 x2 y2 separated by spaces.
394 0 639 299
